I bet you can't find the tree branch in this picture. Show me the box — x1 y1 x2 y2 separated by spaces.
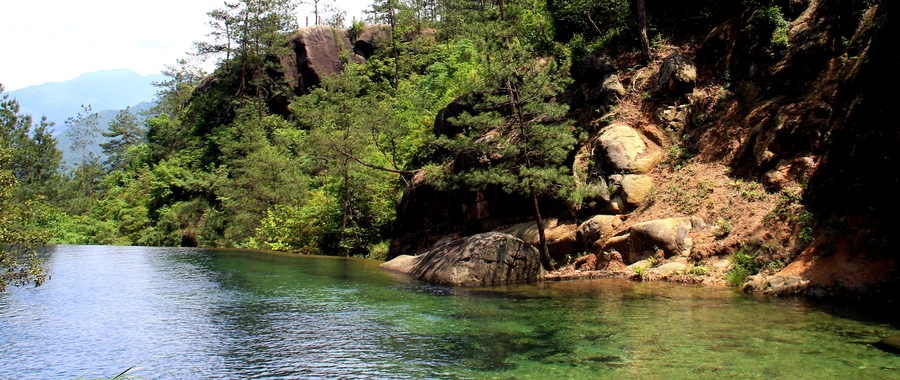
331 146 414 188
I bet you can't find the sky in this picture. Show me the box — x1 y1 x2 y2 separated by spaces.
0 0 372 91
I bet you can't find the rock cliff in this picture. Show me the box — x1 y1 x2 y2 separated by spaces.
386 0 899 295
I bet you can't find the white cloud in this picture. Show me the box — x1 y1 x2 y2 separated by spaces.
0 0 373 91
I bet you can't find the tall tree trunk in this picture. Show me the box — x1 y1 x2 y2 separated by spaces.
636 0 651 65
389 1 400 89
530 187 552 270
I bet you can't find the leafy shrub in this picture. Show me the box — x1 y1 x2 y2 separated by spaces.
349 19 365 42
726 245 760 286
756 5 789 47
367 240 391 261
726 266 751 287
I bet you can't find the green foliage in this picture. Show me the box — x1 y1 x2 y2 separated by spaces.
100 107 143 171
65 104 102 196
547 0 631 43
726 265 751 287
367 240 391 261
726 245 761 286
689 265 711 276
249 195 332 254
151 59 206 118
349 19 366 41
755 5 789 48
0 84 63 201
22 0 761 261
0 144 49 291
418 39 484 111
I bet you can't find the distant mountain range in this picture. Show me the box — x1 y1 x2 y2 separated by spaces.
8 69 165 136
56 102 155 170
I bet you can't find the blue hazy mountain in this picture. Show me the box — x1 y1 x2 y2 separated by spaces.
8 69 165 135
56 101 156 170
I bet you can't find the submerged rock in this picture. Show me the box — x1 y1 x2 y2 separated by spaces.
380 232 545 286
743 275 809 296
874 335 900 354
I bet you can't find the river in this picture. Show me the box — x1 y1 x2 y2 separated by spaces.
1 245 898 379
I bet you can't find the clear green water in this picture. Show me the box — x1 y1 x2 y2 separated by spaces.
1 245 898 379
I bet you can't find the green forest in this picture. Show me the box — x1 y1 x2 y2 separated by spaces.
4 0 893 293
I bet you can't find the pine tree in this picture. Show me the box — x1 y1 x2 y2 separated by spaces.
439 41 575 269
152 59 207 118
0 85 63 201
65 104 101 197
101 107 143 171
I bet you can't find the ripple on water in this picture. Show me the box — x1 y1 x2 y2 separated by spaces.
2 245 900 379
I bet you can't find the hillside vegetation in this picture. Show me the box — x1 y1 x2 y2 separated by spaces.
2 0 895 296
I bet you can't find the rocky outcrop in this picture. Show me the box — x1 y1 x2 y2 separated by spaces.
608 174 654 208
353 24 390 58
380 232 545 286
433 96 472 138
653 52 697 97
596 74 626 106
577 124 661 213
502 219 580 262
577 215 622 245
761 156 817 192
743 275 809 296
597 124 661 174
600 217 705 264
655 103 692 141
291 26 356 93
574 52 617 81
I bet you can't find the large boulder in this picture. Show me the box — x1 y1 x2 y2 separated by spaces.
353 24 390 58
610 217 705 263
380 232 546 286
592 73 626 107
575 52 617 81
608 174 654 208
597 124 661 174
433 96 472 138
743 275 809 296
502 219 579 262
291 25 355 93
655 103 693 140
653 52 697 96
577 215 623 245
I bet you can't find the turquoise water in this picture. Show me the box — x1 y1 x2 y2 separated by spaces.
1 245 898 379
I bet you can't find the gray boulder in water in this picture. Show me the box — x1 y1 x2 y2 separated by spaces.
380 232 545 286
